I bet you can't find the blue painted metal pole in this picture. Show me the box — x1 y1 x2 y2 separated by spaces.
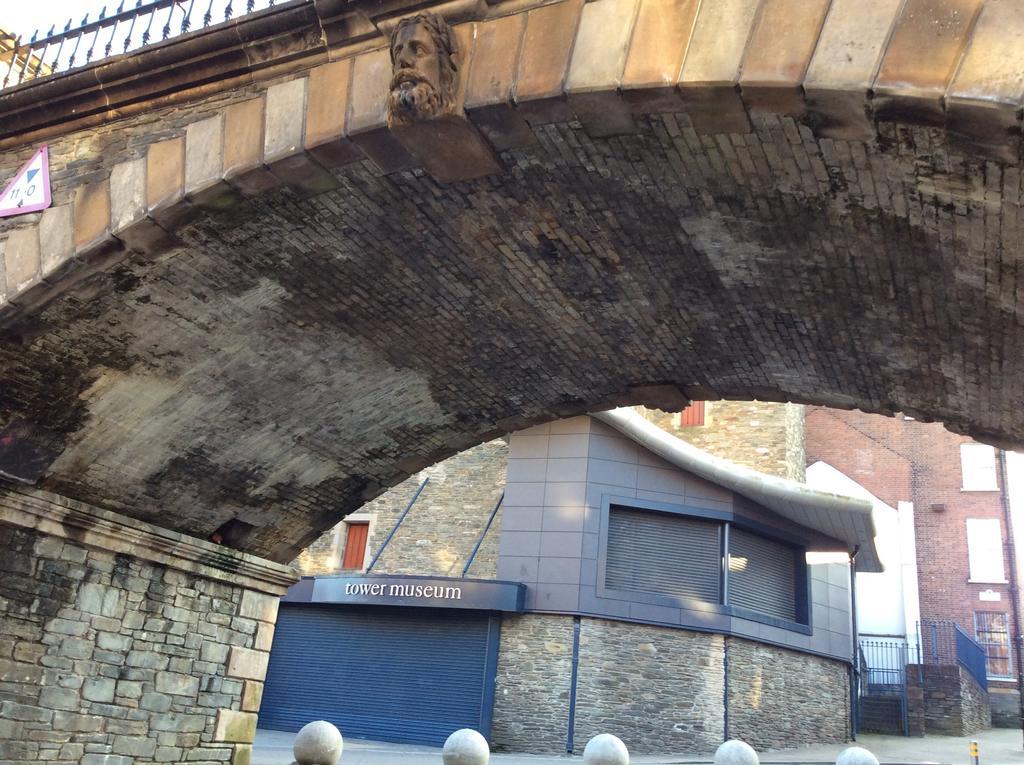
566 616 581 753
723 639 730 739
365 477 429 573
462 492 504 577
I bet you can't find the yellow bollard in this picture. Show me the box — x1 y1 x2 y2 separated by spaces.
969 739 979 765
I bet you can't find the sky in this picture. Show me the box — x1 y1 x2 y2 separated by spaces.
3 0 280 80
3 1 280 41
4 1 112 39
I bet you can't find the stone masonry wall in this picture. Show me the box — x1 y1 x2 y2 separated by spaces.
491 614 575 753
0 523 279 765
493 614 849 755
639 403 806 480
727 637 849 751
907 664 991 736
572 619 724 755
292 439 506 578
960 666 993 734
990 688 1021 729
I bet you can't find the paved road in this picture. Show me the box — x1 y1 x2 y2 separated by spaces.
254 727 1023 765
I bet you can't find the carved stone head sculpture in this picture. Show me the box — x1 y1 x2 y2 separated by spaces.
387 12 459 128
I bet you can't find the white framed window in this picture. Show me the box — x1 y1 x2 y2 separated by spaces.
961 444 998 491
966 518 1006 583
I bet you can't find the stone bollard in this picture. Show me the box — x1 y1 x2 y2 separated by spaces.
714 739 759 765
836 747 879 765
293 720 344 765
582 733 629 765
442 728 490 765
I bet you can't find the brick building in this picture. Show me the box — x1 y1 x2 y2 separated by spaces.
805 407 1023 729
266 405 875 754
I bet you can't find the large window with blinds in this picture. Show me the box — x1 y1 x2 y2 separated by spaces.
728 527 798 622
602 503 808 629
606 507 722 603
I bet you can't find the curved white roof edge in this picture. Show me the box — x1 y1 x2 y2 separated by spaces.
591 408 883 573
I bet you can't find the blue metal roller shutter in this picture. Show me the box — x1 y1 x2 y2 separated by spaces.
259 605 500 746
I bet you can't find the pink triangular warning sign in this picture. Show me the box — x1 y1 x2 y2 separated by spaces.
0 146 51 218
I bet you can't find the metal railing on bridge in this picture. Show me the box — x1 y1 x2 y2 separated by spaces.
2 0 295 91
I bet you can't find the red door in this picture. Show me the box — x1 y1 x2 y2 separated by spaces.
341 522 369 570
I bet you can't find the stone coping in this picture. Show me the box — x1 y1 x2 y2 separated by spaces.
0 0 1021 152
0 480 298 594
0 0 540 147
2 0 1023 337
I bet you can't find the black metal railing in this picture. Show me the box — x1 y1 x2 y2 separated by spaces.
2 0 289 91
858 637 916 736
860 637 917 692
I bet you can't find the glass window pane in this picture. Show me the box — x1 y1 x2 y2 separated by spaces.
975 612 1013 678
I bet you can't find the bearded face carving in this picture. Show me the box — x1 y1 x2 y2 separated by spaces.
387 13 459 129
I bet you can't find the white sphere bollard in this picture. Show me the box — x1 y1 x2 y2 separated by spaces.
713 739 759 765
293 720 344 765
582 733 629 765
442 728 490 765
836 746 879 765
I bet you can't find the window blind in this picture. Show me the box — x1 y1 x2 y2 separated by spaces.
605 506 721 603
728 527 797 622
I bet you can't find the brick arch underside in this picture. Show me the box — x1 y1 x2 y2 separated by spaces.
1 111 1020 563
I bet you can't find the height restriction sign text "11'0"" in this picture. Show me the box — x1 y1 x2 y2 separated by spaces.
0 146 52 219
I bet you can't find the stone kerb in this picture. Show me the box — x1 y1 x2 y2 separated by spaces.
0 0 1022 321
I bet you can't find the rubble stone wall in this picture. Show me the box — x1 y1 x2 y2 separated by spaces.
906 663 991 736
639 402 806 480
491 613 850 755
293 439 507 579
726 637 849 751
572 618 724 754
491 613 575 753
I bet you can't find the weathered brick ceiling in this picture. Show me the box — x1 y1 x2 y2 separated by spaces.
0 0 1022 560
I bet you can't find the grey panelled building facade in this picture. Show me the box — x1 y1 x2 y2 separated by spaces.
264 408 879 754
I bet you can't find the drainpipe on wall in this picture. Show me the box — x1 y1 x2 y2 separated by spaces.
997 449 1024 748
566 617 581 754
723 639 730 740
849 546 860 741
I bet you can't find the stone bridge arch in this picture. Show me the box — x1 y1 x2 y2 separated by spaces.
0 0 1021 560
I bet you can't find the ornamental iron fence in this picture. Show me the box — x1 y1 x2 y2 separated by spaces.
857 637 916 736
2 0 293 91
